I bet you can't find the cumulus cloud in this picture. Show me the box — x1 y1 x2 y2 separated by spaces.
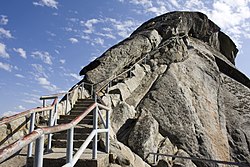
108 18 139 38
81 18 100 34
1 111 18 117
33 0 59 9
69 37 79 44
22 93 40 104
37 77 58 91
0 28 13 39
15 74 25 78
31 64 48 78
0 15 8 25
16 105 26 110
0 62 12 72
59 59 65 64
92 37 104 46
0 43 10 58
31 51 53 65
118 0 250 47
66 73 82 81
13 48 27 59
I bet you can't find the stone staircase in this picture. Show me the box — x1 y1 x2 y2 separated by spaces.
27 98 109 167
53 99 95 149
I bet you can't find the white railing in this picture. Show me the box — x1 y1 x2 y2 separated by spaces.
148 152 249 167
0 101 110 167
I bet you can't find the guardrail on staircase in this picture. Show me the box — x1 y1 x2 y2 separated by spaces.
0 81 96 165
148 152 249 167
0 97 58 158
0 101 110 167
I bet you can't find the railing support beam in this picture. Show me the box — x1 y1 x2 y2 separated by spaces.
92 106 98 159
66 127 74 163
47 109 53 152
27 112 35 157
105 109 110 153
34 134 44 167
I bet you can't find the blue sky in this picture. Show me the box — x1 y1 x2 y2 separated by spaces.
0 0 250 116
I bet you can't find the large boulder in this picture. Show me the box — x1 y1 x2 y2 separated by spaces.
78 11 250 167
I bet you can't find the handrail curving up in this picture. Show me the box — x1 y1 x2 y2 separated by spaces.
96 34 188 94
0 98 57 126
0 102 110 166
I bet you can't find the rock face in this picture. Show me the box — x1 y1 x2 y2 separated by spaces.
80 12 250 166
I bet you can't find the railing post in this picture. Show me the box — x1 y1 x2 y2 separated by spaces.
105 109 110 153
54 100 58 125
92 106 98 159
91 84 94 98
27 112 35 157
106 82 111 94
66 127 74 163
81 83 85 99
47 108 53 152
65 93 68 115
33 134 45 167
42 100 46 117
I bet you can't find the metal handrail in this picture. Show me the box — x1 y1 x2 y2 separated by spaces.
0 102 110 166
95 34 188 94
0 98 57 126
148 152 249 167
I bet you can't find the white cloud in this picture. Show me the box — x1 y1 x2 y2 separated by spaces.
0 28 13 39
22 93 40 104
31 51 53 65
118 0 250 47
17 105 26 110
55 49 60 54
81 35 90 40
92 37 104 46
0 62 12 72
15 74 25 78
96 32 116 39
0 43 10 58
69 37 79 43
129 0 153 7
59 59 65 64
33 0 59 9
108 18 139 38
81 18 100 34
0 15 8 25
1 111 18 117
67 73 82 81
22 99 38 104
37 77 50 85
31 63 48 78
13 48 27 59
37 77 58 91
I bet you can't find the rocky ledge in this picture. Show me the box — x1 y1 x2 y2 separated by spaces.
79 11 249 167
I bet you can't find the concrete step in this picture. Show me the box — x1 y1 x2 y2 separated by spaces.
27 148 109 167
52 125 93 133
74 103 93 108
57 118 92 125
73 106 93 111
59 114 93 119
76 99 95 104
52 139 93 148
53 132 91 140
70 111 93 116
